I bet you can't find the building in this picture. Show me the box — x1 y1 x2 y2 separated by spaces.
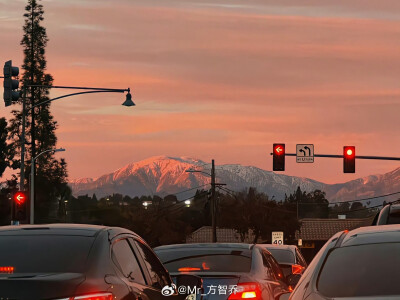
296 217 375 262
186 226 258 243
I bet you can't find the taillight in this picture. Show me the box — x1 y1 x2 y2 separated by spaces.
291 264 304 275
0 266 14 274
56 293 113 300
227 283 262 300
178 267 201 272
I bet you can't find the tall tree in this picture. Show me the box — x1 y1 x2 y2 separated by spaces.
7 0 68 223
0 118 14 178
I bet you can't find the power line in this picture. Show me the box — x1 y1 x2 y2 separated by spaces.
329 191 400 205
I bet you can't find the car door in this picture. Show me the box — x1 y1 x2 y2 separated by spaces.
111 237 152 300
130 238 176 300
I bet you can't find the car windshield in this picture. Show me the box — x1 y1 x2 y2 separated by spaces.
317 243 400 297
156 248 252 273
265 248 295 264
0 235 95 274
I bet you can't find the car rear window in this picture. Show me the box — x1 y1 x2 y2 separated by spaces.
265 248 295 264
388 208 400 224
317 243 400 297
156 249 252 273
0 235 95 274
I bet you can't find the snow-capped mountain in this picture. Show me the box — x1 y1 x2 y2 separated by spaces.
69 156 400 203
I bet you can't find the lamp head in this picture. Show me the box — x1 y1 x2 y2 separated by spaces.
122 91 135 107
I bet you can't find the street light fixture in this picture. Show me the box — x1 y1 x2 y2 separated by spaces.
30 147 65 224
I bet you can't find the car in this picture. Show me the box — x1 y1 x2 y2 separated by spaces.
0 224 199 300
154 243 291 300
257 244 307 287
372 203 400 225
285 224 400 300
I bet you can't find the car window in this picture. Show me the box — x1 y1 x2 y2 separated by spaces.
317 243 400 297
112 239 146 285
261 251 277 280
0 235 94 273
265 252 285 281
266 248 295 264
134 240 170 290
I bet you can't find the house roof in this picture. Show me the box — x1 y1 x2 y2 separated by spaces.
296 217 375 241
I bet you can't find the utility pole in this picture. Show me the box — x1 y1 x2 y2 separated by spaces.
211 159 216 243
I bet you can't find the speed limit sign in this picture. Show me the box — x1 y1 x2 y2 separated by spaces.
272 232 284 245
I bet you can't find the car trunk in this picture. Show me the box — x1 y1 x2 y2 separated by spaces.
0 272 85 299
171 273 242 300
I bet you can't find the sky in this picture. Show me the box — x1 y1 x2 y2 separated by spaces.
1 0 400 184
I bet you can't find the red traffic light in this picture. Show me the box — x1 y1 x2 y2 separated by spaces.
343 146 355 173
274 144 285 155
13 191 27 205
344 147 355 157
273 144 285 171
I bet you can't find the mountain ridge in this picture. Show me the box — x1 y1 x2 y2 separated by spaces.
69 156 400 204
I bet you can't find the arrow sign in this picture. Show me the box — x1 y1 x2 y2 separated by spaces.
275 146 283 154
296 144 314 163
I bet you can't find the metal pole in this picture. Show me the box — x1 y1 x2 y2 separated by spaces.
211 159 217 243
274 153 400 161
30 156 34 225
20 88 26 191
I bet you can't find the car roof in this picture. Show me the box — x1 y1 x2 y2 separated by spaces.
0 224 139 239
340 224 400 247
155 243 254 251
257 244 298 252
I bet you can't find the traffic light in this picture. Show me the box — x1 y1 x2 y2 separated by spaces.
343 146 355 173
3 60 20 107
273 143 285 171
13 191 28 222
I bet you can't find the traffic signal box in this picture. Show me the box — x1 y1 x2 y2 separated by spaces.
13 191 28 223
273 144 285 171
343 146 355 173
3 60 20 107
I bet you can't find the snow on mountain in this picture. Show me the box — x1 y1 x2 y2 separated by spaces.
69 156 400 203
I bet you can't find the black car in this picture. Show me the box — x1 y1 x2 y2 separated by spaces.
154 243 291 300
258 245 307 287
285 224 400 300
0 224 198 300
372 203 400 225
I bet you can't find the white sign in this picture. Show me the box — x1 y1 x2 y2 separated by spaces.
272 231 284 245
296 144 314 163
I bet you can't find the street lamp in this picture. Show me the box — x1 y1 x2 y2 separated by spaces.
30 147 65 224
17 85 134 224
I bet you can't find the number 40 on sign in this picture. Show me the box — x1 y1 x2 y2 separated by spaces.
272 232 284 245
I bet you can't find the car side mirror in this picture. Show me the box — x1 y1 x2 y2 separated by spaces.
176 274 203 293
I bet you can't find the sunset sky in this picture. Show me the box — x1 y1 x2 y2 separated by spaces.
1 0 400 184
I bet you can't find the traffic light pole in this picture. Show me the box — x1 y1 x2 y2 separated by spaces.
273 153 400 161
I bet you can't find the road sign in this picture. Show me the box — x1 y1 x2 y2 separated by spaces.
296 144 314 163
272 231 284 245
